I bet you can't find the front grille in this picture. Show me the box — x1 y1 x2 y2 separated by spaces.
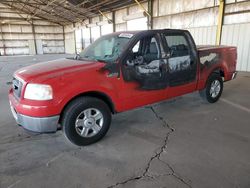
12 77 23 98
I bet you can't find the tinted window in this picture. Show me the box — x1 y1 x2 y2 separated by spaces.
164 34 191 73
165 35 189 57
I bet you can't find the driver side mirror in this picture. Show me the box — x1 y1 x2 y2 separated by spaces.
74 53 80 60
101 62 120 78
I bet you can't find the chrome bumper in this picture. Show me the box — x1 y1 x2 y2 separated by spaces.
10 102 59 133
231 71 237 79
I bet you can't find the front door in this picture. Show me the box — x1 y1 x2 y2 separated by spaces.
120 32 168 110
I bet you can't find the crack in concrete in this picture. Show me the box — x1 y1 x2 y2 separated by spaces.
7 179 22 188
107 106 192 188
158 158 192 188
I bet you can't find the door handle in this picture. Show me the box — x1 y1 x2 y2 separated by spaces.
107 72 119 78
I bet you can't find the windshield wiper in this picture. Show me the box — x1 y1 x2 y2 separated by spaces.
74 56 109 63
95 59 109 63
78 57 91 61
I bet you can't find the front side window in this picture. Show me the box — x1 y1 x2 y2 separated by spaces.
123 34 168 90
126 35 161 67
79 33 133 63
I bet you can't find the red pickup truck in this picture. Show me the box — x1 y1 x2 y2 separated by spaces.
9 29 237 146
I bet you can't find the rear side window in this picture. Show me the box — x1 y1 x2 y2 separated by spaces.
164 34 191 73
165 35 189 57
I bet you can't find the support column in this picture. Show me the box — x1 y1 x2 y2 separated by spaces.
0 24 6 56
89 18 93 44
148 0 153 29
112 11 116 32
81 28 84 51
73 23 77 54
31 20 37 54
216 0 225 45
62 25 66 53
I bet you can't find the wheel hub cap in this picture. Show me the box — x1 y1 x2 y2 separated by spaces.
210 80 221 98
84 118 94 127
75 108 104 138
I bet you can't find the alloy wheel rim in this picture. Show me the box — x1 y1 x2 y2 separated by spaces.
75 108 104 138
210 80 221 98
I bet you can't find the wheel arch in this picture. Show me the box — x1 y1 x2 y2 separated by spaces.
211 67 225 78
204 67 225 87
58 91 116 125
198 66 225 90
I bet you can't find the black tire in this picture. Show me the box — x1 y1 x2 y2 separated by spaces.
62 97 111 146
199 73 223 103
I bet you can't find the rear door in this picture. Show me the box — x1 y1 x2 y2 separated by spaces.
163 31 197 86
162 30 198 97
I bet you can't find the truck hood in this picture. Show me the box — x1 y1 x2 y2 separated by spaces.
14 58 104 82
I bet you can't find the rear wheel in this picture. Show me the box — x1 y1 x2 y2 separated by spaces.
199 73 223 103
62 97 111 146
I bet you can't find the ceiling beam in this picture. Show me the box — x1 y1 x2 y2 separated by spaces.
0 0 44 5
25 0 74 23
1 0 148 25
1 2 63 25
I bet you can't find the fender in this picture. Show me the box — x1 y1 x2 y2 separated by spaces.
197 64 227 90
59 87 120 115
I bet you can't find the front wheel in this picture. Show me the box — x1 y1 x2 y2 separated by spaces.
199 73 223 103
62 97 111 146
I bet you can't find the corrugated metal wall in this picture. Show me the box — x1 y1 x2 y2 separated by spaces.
221 23 250 72
0 22 65 55
0 24 32 55
0 3 65 56
187 26 217 45
185 24 250 72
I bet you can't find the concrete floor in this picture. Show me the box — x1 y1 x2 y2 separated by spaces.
0 54 250 188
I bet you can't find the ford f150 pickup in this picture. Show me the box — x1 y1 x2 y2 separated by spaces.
9 29 237 146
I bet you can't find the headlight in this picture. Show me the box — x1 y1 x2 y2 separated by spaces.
24 84 53 100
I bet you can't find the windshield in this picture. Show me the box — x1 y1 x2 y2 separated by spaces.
78 33 133 63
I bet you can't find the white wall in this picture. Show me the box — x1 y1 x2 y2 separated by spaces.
0 3 64 56
187 26 217 45
221 23 250 72
64 24 75 54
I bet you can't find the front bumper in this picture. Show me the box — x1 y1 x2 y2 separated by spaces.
10 102 59 133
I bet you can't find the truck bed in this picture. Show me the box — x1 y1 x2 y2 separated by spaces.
197 45 237 84
197 45 236 51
